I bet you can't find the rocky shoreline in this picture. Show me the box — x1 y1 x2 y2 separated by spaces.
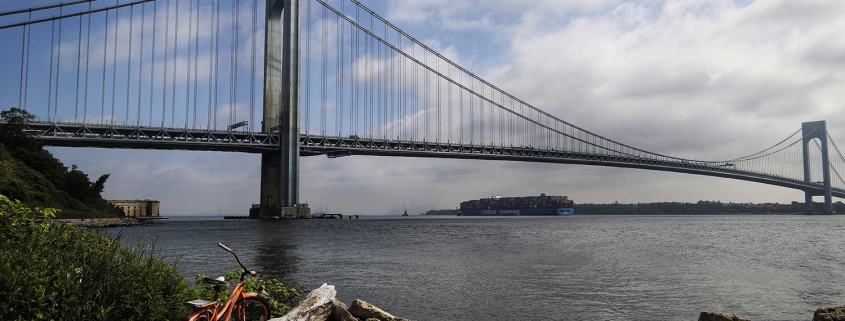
51 217 157 228
271 284 413 321
274 284 845 321
700 308 845 321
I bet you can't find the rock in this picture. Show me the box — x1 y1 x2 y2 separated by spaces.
271 283 337 321
814 306 845 321
51 217 151 227
698 311 750 321
328 298 359 321
348 300 397 321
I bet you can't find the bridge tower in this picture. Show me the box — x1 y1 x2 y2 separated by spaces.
258 0 308 217
802 121 833 214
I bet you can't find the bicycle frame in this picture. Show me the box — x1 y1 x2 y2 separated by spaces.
182 243 266 321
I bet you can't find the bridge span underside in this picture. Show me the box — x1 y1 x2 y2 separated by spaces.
300 135 845 200
22 122 844 201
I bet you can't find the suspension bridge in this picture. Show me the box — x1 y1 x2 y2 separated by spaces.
0 0 843 216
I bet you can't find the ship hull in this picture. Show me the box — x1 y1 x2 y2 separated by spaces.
460 208 574 216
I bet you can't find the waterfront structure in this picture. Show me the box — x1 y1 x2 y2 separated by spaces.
108 199 161 218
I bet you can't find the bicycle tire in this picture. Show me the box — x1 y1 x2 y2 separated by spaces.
229 296 271 321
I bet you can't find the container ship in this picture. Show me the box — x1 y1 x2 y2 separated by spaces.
459 193 574 216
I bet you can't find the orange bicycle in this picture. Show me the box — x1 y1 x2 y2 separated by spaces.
182 243 271 321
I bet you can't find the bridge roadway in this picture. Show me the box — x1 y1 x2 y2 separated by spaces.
18 121 845 199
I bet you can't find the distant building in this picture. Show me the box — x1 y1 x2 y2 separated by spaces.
108 199 161 218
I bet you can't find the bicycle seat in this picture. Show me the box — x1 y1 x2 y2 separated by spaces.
185 298 216 309
202 276 229 287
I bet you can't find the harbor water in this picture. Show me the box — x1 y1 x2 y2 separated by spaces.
105 215 845 320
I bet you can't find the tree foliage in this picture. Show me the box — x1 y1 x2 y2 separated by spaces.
0 108 122 218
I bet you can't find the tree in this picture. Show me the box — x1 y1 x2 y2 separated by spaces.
0 107 40 152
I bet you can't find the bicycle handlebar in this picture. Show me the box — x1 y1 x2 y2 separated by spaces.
217 243 256 278
218 243 233 253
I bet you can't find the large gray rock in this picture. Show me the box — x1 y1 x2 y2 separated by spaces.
348 300 396 321
698 311 750 321
271 283 337 321
329 298 359 321
814 306 845 321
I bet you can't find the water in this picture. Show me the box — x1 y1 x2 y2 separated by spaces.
105 215 845 321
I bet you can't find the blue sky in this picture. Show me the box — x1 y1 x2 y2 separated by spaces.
1 0 844 215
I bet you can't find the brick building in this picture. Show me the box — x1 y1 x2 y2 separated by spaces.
108 199 161 217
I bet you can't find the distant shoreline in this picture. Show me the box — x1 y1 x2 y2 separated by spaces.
424 200 841 216
52 217 161 228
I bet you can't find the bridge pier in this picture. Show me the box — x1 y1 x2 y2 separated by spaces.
257 0 309 218
802 121 833 214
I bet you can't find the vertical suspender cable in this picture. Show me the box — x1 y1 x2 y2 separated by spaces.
193 0 200 129
448 61 452 143
250 0 257 131
364 15 370 136
48 17 56 123
436 58 440 142
231 0 239 127
314 1 320 135
186 0 193 128
305 0 311 134
214 0 221 129
163 0 170 127
137 3 145 126
102 9 111 124
398 34 402 139
378 21 383 138
74 13 83 121
389 24 394 139
423 36 427 140
83 6 91 123
353 5 358 135
111 6 119 126
459 69 462 143
336 2 342 135
380 29 384 139
470 76 473 144
18 20 26 109
207 0 215 129
149 0 157 127
126 5 134 125
413 44 417 140
340 0 346 136
172 0 179 127
22 12 32 112
55 7 64 123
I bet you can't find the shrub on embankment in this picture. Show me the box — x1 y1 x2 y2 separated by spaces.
0 193 195 320
1 193 303 320
0 108 123 219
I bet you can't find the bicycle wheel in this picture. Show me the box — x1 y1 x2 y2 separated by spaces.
229 296 271 321
184 310 213 321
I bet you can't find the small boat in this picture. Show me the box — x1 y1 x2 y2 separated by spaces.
402 209 409 216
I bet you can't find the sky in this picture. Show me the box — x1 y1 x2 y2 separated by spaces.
1 0 844 215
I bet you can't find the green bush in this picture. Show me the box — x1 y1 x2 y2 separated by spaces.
195 270 303 318
0 193 195 320
1 193 304 320
0 107 124 219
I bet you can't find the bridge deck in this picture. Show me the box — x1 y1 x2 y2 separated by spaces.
16 122 844 198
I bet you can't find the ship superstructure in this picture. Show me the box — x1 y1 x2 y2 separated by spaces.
459 193 574 216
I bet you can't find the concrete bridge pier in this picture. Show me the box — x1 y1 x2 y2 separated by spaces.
802 121 833 214
257 0 309 218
